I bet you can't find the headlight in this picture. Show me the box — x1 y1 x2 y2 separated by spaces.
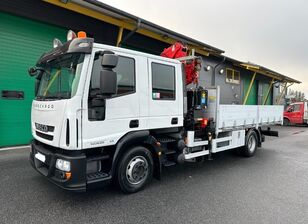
56 159 71 172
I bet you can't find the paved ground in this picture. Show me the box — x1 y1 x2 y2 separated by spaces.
1 125 308 224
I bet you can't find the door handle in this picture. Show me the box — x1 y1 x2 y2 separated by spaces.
171 117 178 124
129 119 139 128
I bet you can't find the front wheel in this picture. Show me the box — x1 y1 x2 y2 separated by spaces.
238 130 258 157
116 146 153 193
283 118 290 126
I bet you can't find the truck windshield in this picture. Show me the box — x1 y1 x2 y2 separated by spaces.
36 53 85 100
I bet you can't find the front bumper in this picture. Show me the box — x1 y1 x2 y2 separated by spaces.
29 140 87 192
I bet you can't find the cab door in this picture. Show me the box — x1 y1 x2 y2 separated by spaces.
292 103 303 124
147 58 183 129
81 49 146 149
285 103 303 124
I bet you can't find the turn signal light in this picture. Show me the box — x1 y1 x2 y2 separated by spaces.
65 172 72 180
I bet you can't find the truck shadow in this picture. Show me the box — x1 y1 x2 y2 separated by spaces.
50 148 276 204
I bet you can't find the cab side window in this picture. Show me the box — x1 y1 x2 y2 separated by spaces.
88 53 135 121
152 62 175 100
288 105 294 112
90 53 135 97
294 104 301 112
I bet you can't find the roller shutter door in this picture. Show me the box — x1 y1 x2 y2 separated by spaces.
0 12 66 147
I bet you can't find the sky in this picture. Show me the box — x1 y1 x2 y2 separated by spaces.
100 0 308 96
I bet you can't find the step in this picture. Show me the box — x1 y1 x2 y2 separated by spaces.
164 150 177 155
163 160 176 167
156 137 176 143
87 171 110 183
184 150 209 160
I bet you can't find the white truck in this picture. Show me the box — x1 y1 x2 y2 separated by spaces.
29 31 283 193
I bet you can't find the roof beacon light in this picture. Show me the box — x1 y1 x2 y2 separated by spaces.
67 30 77 41
77 31 87 38
53 38 63 48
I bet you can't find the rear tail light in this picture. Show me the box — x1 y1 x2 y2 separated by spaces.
201 118 208 128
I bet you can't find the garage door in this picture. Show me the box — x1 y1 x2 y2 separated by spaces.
0 12 66 147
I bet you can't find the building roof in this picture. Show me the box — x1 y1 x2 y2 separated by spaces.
223 56 301 84
239 62 301 83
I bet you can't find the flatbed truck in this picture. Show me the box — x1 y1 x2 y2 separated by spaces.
29 31 283 193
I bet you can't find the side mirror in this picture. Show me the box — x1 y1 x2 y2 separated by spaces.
100 54 118 97
28 67 38 76
101 53 118 68
287 107 293 112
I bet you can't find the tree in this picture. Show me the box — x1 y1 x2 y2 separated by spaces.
301 92 305 101
295 90 298 100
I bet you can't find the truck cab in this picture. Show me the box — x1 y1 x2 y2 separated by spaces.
29 31 184 192
283 102 308 125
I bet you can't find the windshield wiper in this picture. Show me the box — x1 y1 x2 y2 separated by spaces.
36 96 44 100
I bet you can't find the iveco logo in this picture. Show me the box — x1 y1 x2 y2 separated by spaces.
35 123 48 132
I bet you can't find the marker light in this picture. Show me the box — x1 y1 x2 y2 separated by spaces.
77 31 87 38
67 30 77 41
53 38 63 48
56 159 71 172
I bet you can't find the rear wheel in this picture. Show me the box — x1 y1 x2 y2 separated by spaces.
116 146 153 193
239 130 258 157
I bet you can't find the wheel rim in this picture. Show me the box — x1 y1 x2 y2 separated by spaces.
248 135 256 153
126 156 149 185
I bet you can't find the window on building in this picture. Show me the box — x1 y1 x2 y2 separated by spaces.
152 62 175 100
226 68 240 84
90 54 135 97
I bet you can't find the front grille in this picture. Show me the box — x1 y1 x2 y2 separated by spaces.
36 131 54 141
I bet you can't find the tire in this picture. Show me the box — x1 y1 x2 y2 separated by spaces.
116 146 153 193
239 130 258 157
283 118 290 126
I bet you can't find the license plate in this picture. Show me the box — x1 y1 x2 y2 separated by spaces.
35 152 46 163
